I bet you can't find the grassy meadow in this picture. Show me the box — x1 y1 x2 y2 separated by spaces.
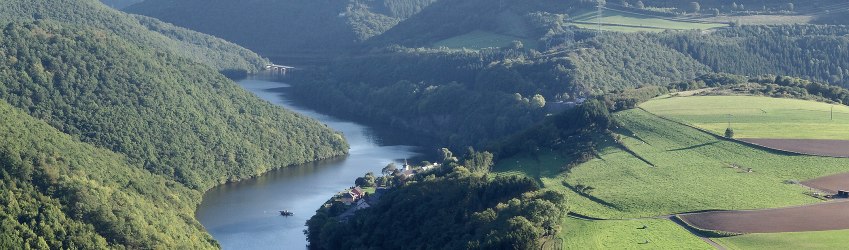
641 95 849 140
560 218 711 249
570 9 726 32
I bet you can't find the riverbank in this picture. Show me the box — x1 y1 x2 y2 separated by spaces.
195 76 426 249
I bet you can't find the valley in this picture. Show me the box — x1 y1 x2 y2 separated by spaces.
3 0 849 249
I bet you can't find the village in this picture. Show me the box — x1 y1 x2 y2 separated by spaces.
326 161 440 221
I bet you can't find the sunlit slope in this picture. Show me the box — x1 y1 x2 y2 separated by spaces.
641 95 849 140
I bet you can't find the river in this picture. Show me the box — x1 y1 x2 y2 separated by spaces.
195 75 423 249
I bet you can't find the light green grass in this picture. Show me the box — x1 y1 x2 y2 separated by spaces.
560 218 711 249
492 149 570 181
571 9 726 32
641 95 849 140
562 109 849 219
714 229 849 250
433 30 538 50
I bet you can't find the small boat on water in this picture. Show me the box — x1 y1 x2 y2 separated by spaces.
279 210 293 216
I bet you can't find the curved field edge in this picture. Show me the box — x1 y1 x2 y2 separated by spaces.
559 217 713 249
640 95 849 141
559 107 849 219
713 229 849 250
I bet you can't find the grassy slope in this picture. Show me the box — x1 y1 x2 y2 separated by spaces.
561 218 711 249
563 109 849 219
570 9 725 32
714 229 849 250
642 95 849 140
0 101 215 249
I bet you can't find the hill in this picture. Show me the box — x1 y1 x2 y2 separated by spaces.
126 0 437 61
0 21 348 190
99 0 143 9
491 90 849 249
0 0 267 74
0 98 214 249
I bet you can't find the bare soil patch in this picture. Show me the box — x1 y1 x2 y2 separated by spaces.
739 138 849 158
679 201 849 233
803 172 849 194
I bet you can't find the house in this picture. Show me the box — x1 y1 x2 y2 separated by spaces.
350 186 365 200
339 192 356 205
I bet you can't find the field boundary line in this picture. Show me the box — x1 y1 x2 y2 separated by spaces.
636 107 849 158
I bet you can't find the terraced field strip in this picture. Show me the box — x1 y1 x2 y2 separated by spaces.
802 172 849 194
740 138 849 158
679 200 849 233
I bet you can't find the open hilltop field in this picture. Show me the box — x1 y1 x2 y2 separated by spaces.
570 8 726 32
493 95 849 249
642 95 849 157
641 96 849 140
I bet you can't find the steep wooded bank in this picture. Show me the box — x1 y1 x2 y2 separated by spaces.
0 18 349 249
0 0 267 74
126 0 438 58
0 21 348 190
0 91 214 249
288 23 849 150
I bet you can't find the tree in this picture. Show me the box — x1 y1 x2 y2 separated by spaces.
689 2 701 13
382 163 397 176
440 148 455 162
531 94 546 108
732 2 738 10
786 3 794 12
725 127 735 138
713 8 720 16
635 0 644 9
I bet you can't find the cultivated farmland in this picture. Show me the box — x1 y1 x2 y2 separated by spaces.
714 229 849 250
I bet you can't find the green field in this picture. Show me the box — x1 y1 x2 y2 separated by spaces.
562 109 849 218
493 96 849 246
497 107 849 219
433 30 538 50
570 9 726 32
714 229 849 250
561 218 711 249
641 95 849 140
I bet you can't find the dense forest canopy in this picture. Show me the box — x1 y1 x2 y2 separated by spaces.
0 0 267 73
126 0 438 60
0 94 216 249
0 21 348 190
99 0 143 9
306 154 568 250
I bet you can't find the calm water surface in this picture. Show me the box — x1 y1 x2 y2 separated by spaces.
195 76 421 249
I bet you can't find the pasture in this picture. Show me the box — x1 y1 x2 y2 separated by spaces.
714 229 849 250
432 30 538 50
560 218 711 249
641 95 849 140
560 109 849 219
570 8 726 32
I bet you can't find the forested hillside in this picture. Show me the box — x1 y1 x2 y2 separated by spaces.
306 154 568 250
99 0 143 9
661 25 849 87
0 0 267 73
0 96 215 249
126 0 438 59
0 21 348 190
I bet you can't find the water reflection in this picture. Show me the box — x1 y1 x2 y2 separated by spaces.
195 76 423 249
